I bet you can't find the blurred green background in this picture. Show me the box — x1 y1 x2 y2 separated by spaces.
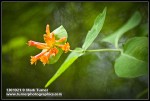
2 2 148 99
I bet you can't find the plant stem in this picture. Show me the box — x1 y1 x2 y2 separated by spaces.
85 49 122 52
69 49 122 53
69 50 83 52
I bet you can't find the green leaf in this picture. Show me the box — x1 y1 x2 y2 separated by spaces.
115 37 148 78
53 25 68 40
48 48 63 64
82 7 107 50
102 11 142 48
45 48 84 88
49 25 68 64
123 37 148 62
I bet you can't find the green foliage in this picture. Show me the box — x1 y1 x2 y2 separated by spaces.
49 26 67 64
45 7 148 88
115 37 148 78
100 11 148 78
82 7 106 50
102 11 141 48
45 48 84 88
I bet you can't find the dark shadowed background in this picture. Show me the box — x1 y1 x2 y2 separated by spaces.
2 2 148 99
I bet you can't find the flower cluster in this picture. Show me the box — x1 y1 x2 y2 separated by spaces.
28 24 70 65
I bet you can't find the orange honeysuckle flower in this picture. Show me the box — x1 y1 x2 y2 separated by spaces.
28 24 70 65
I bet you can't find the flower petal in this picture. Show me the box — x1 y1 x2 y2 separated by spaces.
30 56 37 65
46 24 50 35
40 52 50 65
57 42 70 53
50 47 59 56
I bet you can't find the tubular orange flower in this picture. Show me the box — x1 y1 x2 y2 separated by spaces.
28 24 70 65
30 49 47 65
28 40 48 49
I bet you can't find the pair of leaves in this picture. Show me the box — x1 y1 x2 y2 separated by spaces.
102 12 148 78
115 37 148 78
45 7 107 88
